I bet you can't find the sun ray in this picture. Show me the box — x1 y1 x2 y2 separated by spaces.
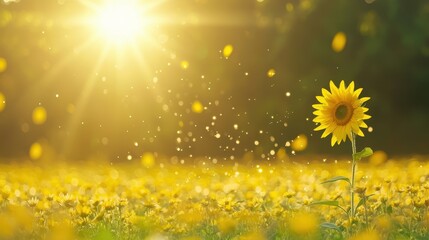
61 45 111 157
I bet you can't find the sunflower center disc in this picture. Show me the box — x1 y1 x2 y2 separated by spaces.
334 103 353 125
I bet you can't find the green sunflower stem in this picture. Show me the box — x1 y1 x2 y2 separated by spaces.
350 132 357 220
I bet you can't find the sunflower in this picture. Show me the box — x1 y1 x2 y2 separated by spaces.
313 80 371 146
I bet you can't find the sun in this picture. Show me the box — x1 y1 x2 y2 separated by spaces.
94 1 144 44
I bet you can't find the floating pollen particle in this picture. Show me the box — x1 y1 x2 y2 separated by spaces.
332 32 347 52
0 92 5 112
267 68 276 78
141 152 155 168
291 134 308 151
32 106 47 125
223 44 234 59
180 60 189 69
0 57 7 73
29 142 43 160
191 101 204 113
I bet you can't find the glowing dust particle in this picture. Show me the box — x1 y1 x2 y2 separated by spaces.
285 92 291 97
191 101 204 113
29 142 43 160
141 152 155 168
291 134 308 151
32 106 47 125
332 32 347 53
267 68 276 78
180 60 189 69
223 44 234 59
0 92 5 112
0 57 7 73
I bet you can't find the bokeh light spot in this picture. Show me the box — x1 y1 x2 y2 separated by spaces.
192 101 204 113
267 68 276 78
291 134 308 152
32 106 47 125
141 152 155 168
29 142 43 160
223 44 234 59
369 150 388 166
332 32 347 52
180 60 189 70
0 57 7 73
0 92 5 112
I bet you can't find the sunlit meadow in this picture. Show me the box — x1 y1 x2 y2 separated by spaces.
1 0 429 239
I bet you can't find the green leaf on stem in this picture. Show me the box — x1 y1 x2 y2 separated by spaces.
321 176 350 185
320 222 341 231
353 147 373 161
355 193 375 211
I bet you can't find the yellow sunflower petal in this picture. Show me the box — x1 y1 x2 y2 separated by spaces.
339 80 346 92
331 135 337 146
352 124 365 136
313 115 329 123
334 126 347 142
329 81 339 95
362 114 371 120
353 88 363 98
360 97 370 104
312 104 324 110
321 124 336 138
321 88 332 99
347 81 355 93
359 121 368 128
314 124 327 131
345 124 352 137
347 132 352 141
316 96 327 104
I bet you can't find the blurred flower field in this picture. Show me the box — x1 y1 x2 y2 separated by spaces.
1 155 429 240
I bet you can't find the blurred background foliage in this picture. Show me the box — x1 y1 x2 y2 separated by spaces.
0 0 428 161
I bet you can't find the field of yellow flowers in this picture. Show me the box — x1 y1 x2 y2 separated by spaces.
1 155 429 240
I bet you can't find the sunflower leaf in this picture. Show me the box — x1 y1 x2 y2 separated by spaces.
320 176 350 185
310 200 339 207
355 193 375 212
353 147 373 161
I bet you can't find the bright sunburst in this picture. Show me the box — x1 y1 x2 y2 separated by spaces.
94 1 144 44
